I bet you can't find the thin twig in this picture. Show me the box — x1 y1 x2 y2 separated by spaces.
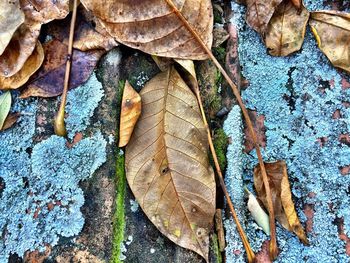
54 0 78 136
165 0 278 260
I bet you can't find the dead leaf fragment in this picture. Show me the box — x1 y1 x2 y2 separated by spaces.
126 67 216 261
0 41 44 90
49 8 118 51
20 39 104 98
0 91 11 129
309 11 350 73
246 0 283 35
254 160 309 245
291 0 301 9
119 81 142 147
0 112 20 131
0 0 25 55
265 0 309 56
80 0 213 60
0 0 69 77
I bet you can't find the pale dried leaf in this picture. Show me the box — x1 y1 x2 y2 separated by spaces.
254 161 309 245
309 10 350 73
0 0 69 77
0 91 11 129
119 81 142 147
80 0 213 60
265 0 309 56
0 0 25 55
126 67 216 261
246 0 283 35
0 41 44 90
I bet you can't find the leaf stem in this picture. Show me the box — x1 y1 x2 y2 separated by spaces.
54 0 78 136
165 0 277 260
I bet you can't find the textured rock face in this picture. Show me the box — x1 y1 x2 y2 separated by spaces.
225 1 350 262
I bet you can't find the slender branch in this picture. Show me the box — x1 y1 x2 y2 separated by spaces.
165 0 278 260
54 0 78 136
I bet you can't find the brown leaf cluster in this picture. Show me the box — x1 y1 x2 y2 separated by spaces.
125 67 216 261
240 0 350 71
80 0 213 60
254 160 309 245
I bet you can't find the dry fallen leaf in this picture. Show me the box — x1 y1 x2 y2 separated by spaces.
0 112 20 132
265 0 309 56
309 10 350 73
0 91 11 130
49 7 118 51
119 81 142 147
291 0 301 9
80 0 213 60
0 0 25 55
0 0 69 77
246 0 283 35
254 160 309 245
0 41 44 90
126 67 216 261
20 39 104 98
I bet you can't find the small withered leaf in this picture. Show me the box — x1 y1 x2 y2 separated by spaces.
265 0 309 56
20 39 104 98
254 160 309 245
309 10 350 73
0 112 20 132
126 67 216 261
0 91 11 130
119 81 142 147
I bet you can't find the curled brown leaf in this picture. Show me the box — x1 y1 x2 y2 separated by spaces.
0 0 69 77
0 0 25 55
20 39 104 98
0 41 44 90
0 112 20 132
80 0 213 60
119 81 142 147
309 10 350 73
254 160 309 245
265 0 309 56
126 67 216 261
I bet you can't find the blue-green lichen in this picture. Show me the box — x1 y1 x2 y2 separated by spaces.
225 1 350 262
0 74 107 261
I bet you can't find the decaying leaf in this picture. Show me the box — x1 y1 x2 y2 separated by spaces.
80 0 213 60
119 81 142 147
245 187 270 235
291 0 301 9
0 41 44 90
0 91 11 130
0 0 25 55
0 112 20 131
49 7 118 51
265 0 309 56
254 160 309 245
20 39 104 98
126 67 216 261
309 11 350 73
246 0 283 35
0 0 69 77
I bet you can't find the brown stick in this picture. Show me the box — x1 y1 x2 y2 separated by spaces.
54 0 78 136
165 0 278 260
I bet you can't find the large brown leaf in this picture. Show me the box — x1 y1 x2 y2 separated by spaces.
80 0 213 60
309 11 350 73
0 0 69 77
246 0 283 35
20 39 104 98
125 67 216 261
254 160 308 245
265 0 309 56
0 0 25 55
0 41 44 90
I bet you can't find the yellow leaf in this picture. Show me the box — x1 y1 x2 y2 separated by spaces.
309 10 350 73
125 66 216 262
